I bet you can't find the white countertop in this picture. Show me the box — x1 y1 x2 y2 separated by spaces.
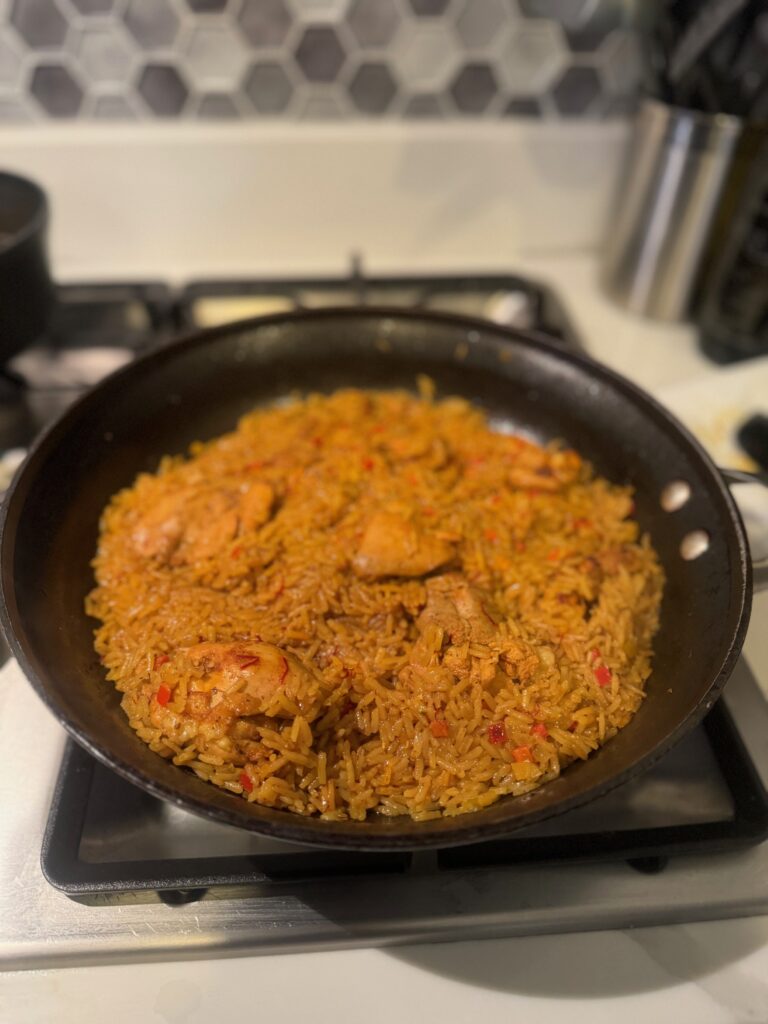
3 246 768 1023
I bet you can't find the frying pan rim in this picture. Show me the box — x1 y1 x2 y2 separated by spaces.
0 306 752 850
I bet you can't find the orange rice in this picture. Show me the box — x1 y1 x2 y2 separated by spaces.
86 385 664 821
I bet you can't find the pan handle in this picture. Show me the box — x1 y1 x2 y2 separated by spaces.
719 467 768 593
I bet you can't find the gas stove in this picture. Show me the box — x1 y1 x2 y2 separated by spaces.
1 269 767 971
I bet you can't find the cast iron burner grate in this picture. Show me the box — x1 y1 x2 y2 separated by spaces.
178 268 582 351
0 269 578 458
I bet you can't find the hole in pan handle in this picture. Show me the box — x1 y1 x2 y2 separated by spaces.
719 467 768 593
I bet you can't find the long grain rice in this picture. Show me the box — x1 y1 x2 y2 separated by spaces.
87 387 664 820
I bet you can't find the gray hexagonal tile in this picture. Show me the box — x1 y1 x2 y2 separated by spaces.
391 23 460 91
602 93 638 117
289 0 350 22
409 0 450 15
566 24 614 54
70 0 116 13
503 96 542 117
300 94 346 119
136 63 189 116
0 31 21 86
403 93 443 117
496 20 567 94
348 61 396 114
197 93 241 118
294 25 345 82
347 0 399 48
238 0 292 48
10 0 67 49
123 0 179 51
449 63 497 114
551 64 601 115
600 29 643 95
0 97 34 122
518 0 595 30
455 0 509 51
183 26 249 89
92 94 139 119
78 27 135 84
243 62 294 114
185 0 229 11
30 63 84 118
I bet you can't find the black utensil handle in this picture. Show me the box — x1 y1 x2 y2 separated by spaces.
720 467 768 592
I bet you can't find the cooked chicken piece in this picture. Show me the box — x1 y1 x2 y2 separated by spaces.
148 640 326 747
131 482 274 564
182 492 239 561
507 465 562 492
238 481 274 533
507 446 581 492
353 511 454 578
501 641 541 681
182 641 325 720
131 492 186 560
417 574 499 646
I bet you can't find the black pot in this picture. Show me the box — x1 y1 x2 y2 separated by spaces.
0 172 55 363
1 309 766 849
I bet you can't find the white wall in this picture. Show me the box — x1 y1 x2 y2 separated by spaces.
1 121 629 281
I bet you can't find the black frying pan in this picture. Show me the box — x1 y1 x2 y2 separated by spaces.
0 309 762 850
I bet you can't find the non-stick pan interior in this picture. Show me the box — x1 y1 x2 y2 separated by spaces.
0 310 750 848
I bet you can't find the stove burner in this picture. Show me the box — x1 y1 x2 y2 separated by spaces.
178 267 581 349
2 269 767 967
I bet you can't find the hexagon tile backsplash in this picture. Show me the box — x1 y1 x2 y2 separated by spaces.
0 0 643 123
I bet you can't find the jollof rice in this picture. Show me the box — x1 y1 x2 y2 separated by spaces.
87 385 664 820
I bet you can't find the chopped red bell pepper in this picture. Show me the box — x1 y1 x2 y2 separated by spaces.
483 528 499 543
361 456 375 471
234 653 261 669
156 684 171 706
430 720 449 738
512 745 533 763
547 548 561 561
595 665 613 687
239 771 254 793
488 722 507 745
153 653 170 671
531 722 549 739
